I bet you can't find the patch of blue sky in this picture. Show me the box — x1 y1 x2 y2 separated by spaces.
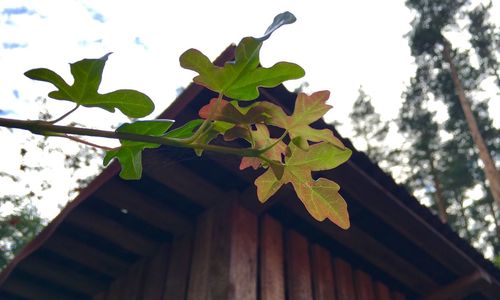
12 90 19 99
1 6 36 16
3 43 28 49
85 6 105 23
134 37 147 49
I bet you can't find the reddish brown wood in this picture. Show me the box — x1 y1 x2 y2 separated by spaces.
260 215 285 300
163 233 194 300
17 256 106 294
121 258 147 300
333 258 356 300
97 180 192 235
286 230 313 300
66 209 157 256
141 244 170 299
44 234 129 277
311 244 336 300
374 281 391 300
2 276 82 299
229 201 258 300
187 208 215 300
354 270 375 300
392 291 406 300
93 292 106 300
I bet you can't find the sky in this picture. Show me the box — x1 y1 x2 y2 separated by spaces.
0 0 499 219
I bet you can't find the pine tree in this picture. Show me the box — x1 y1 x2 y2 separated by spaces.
349 86 389 163
407 0 500 211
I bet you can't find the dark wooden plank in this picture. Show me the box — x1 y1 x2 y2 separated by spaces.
17 256 106 295
286 230 313 300
163 232 194 300
144 158 226 208
354 270 375 300
333 258 356 300
374 281 391 300
2 276 86 300
66 209 157 256
310 244 336 300
187 207 215 300
93 292 106 300
260 215 285 300
281 197 437 295
228 201 258 300
44 234 129 277
96 180 193 235
141 244 170 299
392 291 406 300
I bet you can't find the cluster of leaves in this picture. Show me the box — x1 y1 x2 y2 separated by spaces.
14 12 352 228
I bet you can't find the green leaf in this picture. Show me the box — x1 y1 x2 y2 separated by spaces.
239 124 286 171
255 142 352 229
259 91 346 150
164 119 204 139
180 13 304 100
104 120 174 179
198 98 268 124
25 53 154 118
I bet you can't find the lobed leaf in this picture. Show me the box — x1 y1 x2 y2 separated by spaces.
25 53 154 118
259 91 346 150
104 120 174 179
254 142 352 228
180 12 305 100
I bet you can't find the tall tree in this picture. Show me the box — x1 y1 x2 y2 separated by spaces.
399 63 449 223
407 0 500 210
349 86 389 163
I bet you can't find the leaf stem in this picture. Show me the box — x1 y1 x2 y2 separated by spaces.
63 135 114 151
0 117 260 157
49 104 80 124
175 93 223 144
257 130 288 154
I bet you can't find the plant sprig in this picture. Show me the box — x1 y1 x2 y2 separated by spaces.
0 12 352 229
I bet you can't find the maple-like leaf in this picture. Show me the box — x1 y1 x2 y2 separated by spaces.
198 99 268 125
259 91 345 150
255 142 352 229
103 120 174 179
239 124 286 172
25 53 154 118
179 12 305 100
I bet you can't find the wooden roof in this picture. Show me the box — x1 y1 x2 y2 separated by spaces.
0 46 499 299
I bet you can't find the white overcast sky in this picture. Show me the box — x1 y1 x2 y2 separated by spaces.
1 0 499 219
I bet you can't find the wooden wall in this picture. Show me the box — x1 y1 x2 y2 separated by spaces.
93 202 408 300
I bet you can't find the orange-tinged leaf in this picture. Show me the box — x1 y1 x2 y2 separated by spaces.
239 124 286 170
257 91 346 150
199 99 268 124
254 142 351 228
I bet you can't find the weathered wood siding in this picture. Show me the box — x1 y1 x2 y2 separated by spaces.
93 202 407 300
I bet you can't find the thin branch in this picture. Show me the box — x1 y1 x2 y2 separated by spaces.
63 135 114 151
49 104 80 124
0 117 261 158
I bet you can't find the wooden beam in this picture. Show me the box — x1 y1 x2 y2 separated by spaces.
2 276 86 300
17 255 107 295
44 234 129 277
143 153 226 208
281 197 438 295
311 244 336 300
96 179 193 235
333 258 356 300
260 215 285 300
66 209 158 256
163 232 194 300
187 200 258 300
354 270 375 300
423 270 492 300
286 230 313 300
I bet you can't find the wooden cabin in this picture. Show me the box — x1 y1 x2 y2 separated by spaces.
0 47 499 300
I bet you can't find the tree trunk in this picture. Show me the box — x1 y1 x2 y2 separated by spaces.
456 193 473 242
429 154 448 223
442 41 500 211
